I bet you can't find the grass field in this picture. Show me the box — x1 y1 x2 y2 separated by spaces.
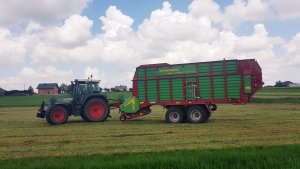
0 87 299 168
1 144 299 169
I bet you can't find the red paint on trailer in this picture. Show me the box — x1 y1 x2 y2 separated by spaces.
132 59 263 110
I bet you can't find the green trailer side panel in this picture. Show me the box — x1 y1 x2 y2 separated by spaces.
172 79 183 101
184 64 197 75
186 77 196 100
137 69 144 78
146 68 156 78
137 80 145 101
212 62 224 74
159 79 170 101
147 80 157 101
244 75 252 94
226 61 237 73
157 65 196 76
213 76 224 99
198 64 210 74
227 75 241 98
199 76 211 99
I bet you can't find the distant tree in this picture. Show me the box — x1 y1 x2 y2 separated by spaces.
59 83 68 94
282 81 293 87
274 81 293 87
128 88 133 92
111 88 117 92
103 88 110 92
274 81 283 87
28 86 34 95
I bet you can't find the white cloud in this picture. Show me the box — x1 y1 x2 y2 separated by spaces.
223 0 272 29
45 14 93 48
268 0 300 19
139 2 219 42
188 0 222 23
100 6 134 38
0 28 26 66
0 66 73 90
284 33 300 65
0 0 90 26
1 0 300 90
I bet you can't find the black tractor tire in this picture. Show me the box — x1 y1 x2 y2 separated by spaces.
82 98 109 122
186 106 209 123
46 105 68 125
165 107 184 123
80 113 89 121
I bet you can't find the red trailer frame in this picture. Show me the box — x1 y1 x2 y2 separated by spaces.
132 59 263 109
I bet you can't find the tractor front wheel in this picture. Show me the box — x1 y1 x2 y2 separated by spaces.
82 98 109 122
46 105 68 125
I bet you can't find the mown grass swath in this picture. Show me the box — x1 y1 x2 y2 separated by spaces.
0 144 299 169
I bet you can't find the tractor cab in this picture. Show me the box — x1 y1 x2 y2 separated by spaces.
71 79 102 103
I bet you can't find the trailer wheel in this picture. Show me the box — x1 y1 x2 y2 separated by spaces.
46 105 68 125
186 106 208 123
82 98 109 122
165 107 184 123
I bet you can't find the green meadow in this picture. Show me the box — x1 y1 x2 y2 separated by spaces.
0 87 299 168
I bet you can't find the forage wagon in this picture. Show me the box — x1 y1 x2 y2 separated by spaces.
37 59 263 125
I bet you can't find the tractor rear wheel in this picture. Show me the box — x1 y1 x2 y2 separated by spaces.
82 98 109 122
165 107 184 123
186 106 208 123
46 105 68 125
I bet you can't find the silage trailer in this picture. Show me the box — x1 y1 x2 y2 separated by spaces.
37 59 263 125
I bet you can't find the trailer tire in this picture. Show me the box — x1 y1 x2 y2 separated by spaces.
82 98 109 122
46 105 68 125
165 107 184 123
186 106 208 123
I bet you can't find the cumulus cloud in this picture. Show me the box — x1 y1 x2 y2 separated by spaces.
0 0 90 26
0 66 73 90
268 0 300 19
222 0 272 29
100 6 134 38
284 33 300 65
188 0 222 23
0 0 300 90
0 28 26 66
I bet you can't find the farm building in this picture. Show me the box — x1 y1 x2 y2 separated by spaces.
115 85 127 91
36 83 59 95
0 87 6 96
289 83 300 87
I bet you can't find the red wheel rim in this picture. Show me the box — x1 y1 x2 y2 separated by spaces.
52 108 65 122
88 101 105 120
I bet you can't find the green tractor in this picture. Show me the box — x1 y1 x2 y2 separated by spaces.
36 79 110 125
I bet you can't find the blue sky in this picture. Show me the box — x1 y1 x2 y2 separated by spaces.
0 0 299 90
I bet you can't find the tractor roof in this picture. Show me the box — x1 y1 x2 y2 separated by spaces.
73 79 100 84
